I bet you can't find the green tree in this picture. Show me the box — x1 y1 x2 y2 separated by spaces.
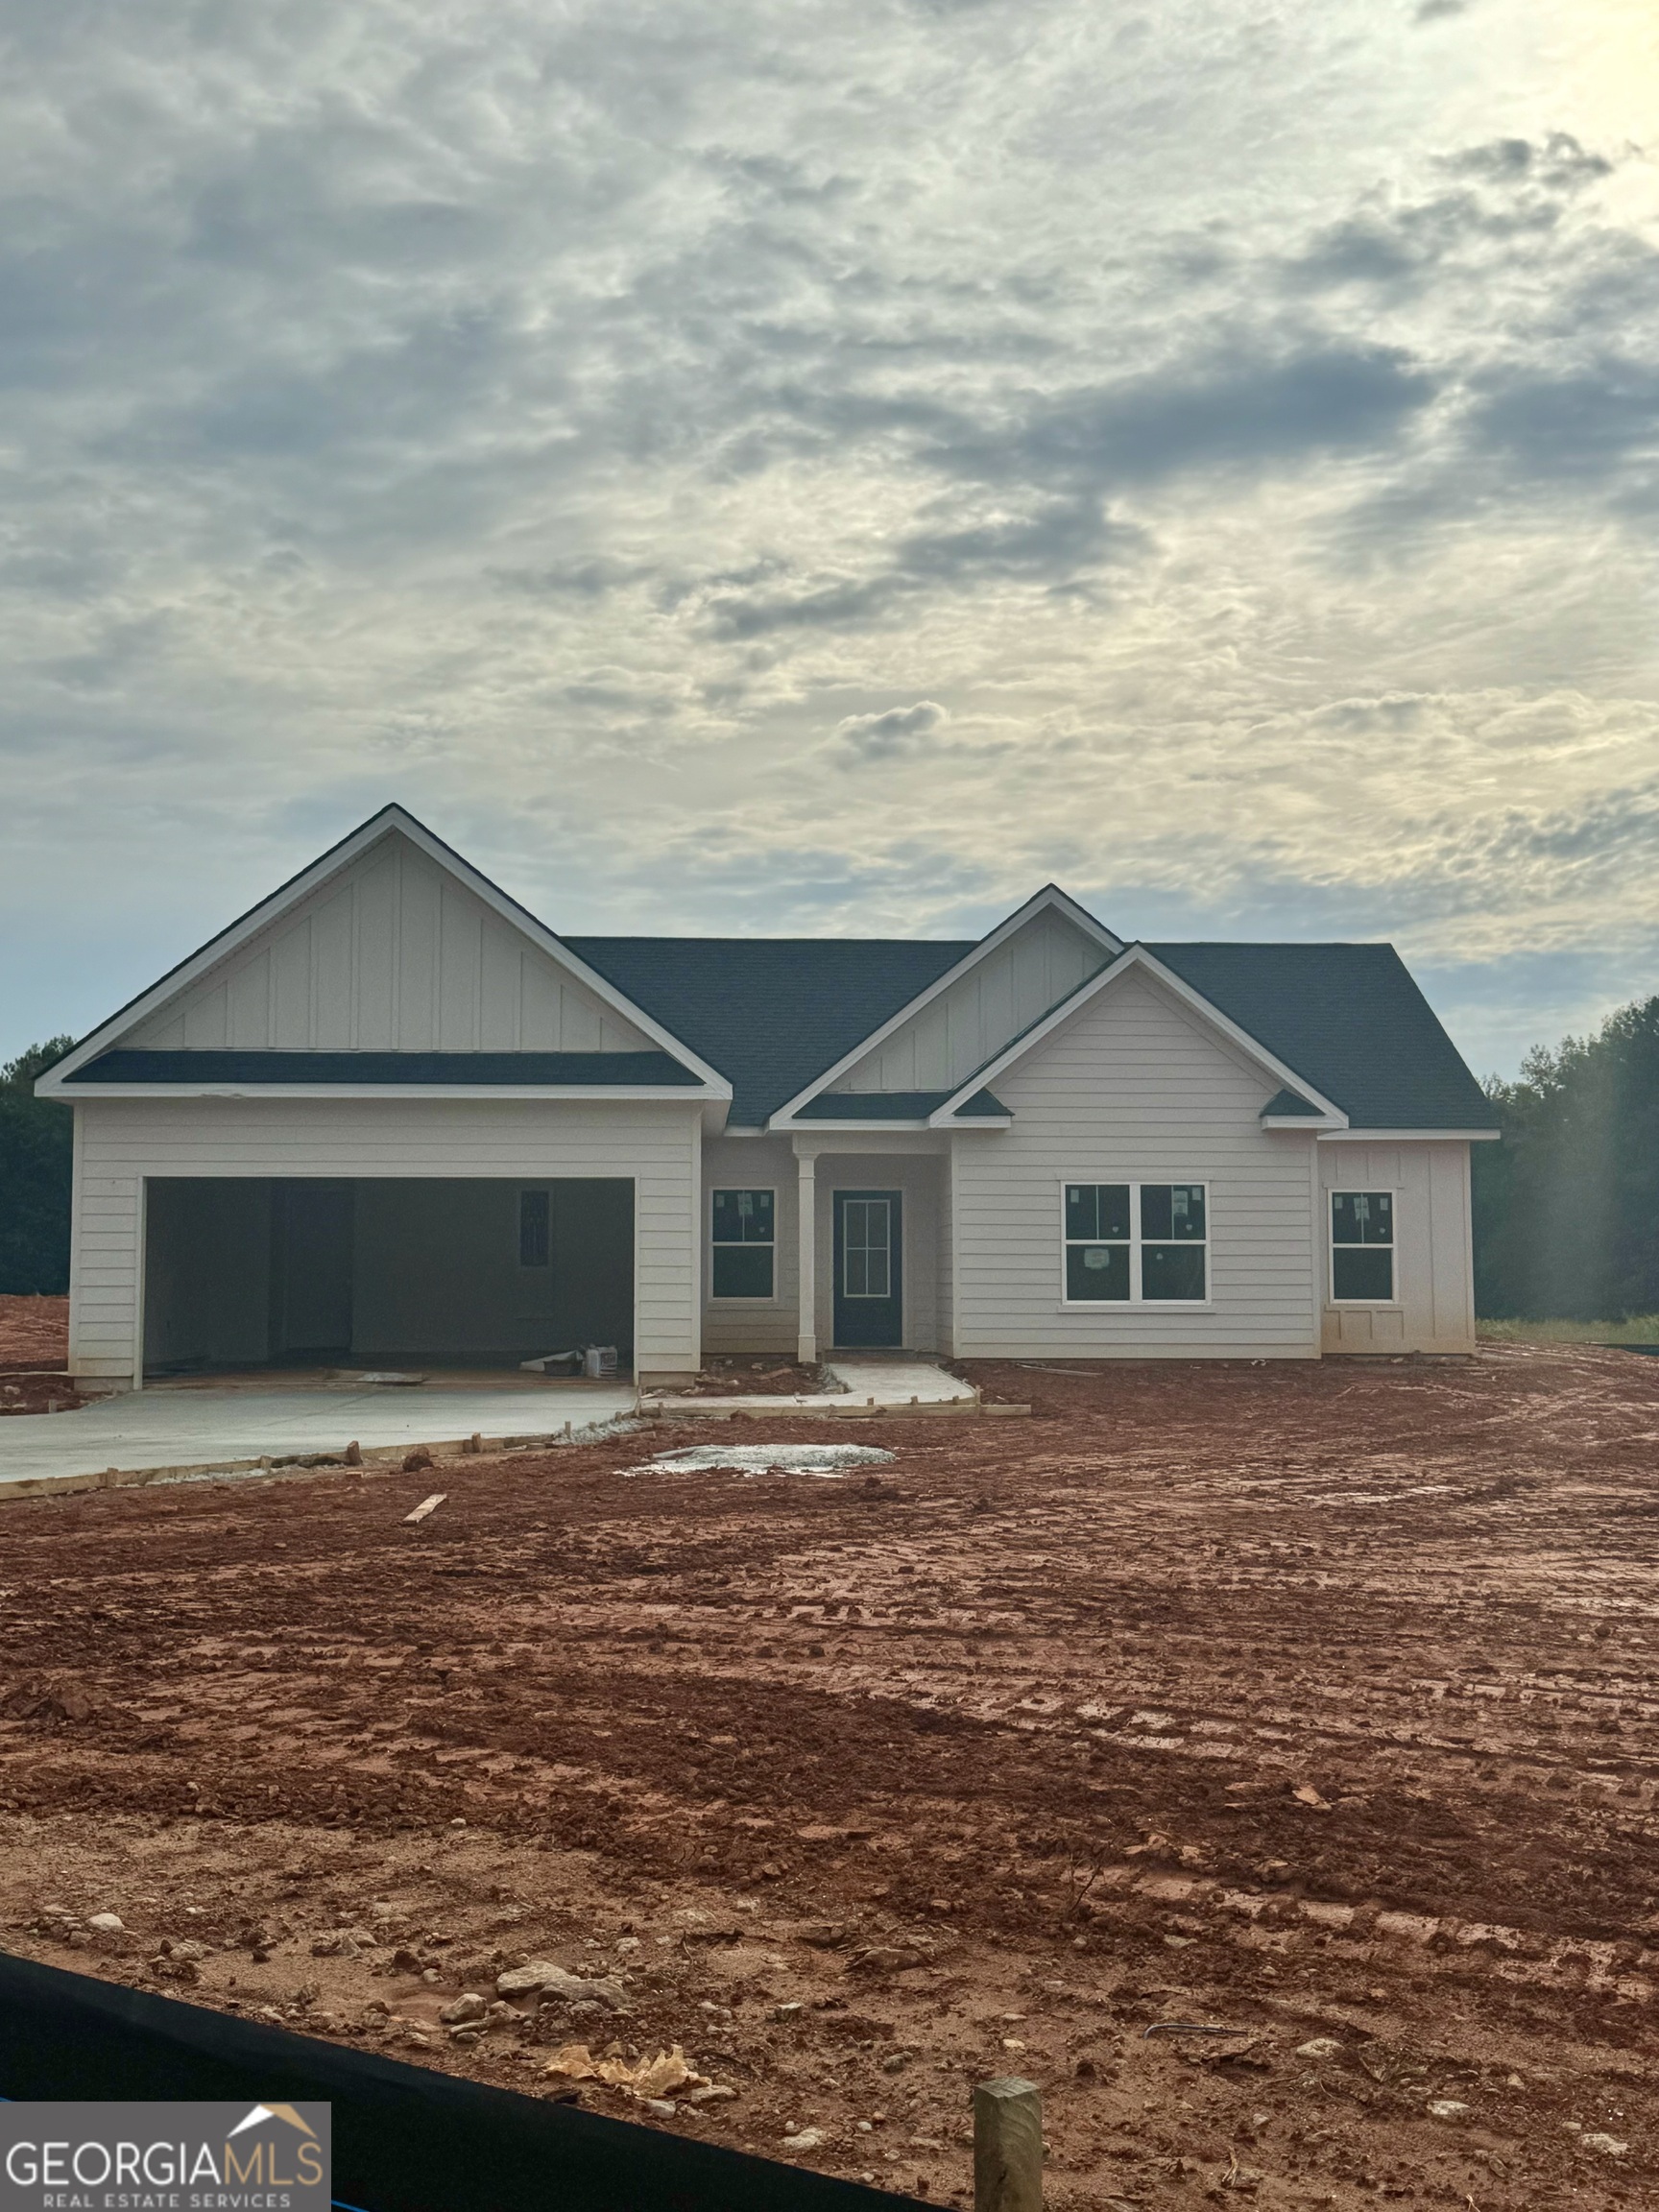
0 1038 76 1294
1474 995 1659 1318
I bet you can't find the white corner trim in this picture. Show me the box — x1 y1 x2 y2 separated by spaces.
36 805 732 1100
766 883 1121 1127
926 945 1350 1126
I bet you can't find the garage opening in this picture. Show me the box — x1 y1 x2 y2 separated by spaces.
141 1177 634 1378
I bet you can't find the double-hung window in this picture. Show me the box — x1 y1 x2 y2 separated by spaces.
711 1188 776 1299
1331 1190 1394 1301
1064 1182 1208 1303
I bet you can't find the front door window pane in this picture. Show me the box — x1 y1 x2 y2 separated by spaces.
844 1200 891 1298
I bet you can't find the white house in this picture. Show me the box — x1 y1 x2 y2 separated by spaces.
36 805 1499 1390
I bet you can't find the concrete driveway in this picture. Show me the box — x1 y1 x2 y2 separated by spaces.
0 1376 636 1497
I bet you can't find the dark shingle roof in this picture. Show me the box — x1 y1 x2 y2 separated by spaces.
571 934 1495 1132
79 1049 699 1088
1261 1087 1323 1118
1147 944 1499 1132
566 938 973 1125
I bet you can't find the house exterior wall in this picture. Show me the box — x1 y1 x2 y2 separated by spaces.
700 1135 800 1358
950 969 1322 1358
69 1095 703 1386
835 907 1108 1094
1316 1139 1475 1354
126 831 649 1056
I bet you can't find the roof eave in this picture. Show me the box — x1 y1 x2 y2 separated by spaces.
1318 1125 1502 1142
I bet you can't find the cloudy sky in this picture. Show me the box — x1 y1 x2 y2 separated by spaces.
3 0 1656 1076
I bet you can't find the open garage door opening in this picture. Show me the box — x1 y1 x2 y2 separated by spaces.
142 1178 634 1379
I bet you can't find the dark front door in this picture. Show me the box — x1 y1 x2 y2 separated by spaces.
833 1190 903 1348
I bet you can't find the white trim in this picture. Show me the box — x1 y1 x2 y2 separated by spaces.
37 805 732 1101
1327 1185 1401 1308
1058 1176 1214 1310
777 1115 1011 1135
132 1173 148 1392
928 945 1349 1127
1317 1127 1500 1142
709 1183 780 1304
1262 1112 1345 1132
767 884 1121 1127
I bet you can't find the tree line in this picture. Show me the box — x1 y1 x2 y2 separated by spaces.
0 1039 75 1295
3 999 1656 1315
1473 993 1659 1321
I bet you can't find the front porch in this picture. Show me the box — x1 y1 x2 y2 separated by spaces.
700 1132 951 1366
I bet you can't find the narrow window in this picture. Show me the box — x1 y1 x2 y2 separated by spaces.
711 1188 776 1299
1332 1190 1394 1301
518 1189 550 1268
1064 1184 1132 1301
1141 1183 1207 1301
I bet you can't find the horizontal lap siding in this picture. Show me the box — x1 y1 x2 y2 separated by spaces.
69 1098 702 1382
953 971 1319 1358
700 1136 800 1358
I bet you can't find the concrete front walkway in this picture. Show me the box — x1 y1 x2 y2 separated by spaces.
0 1377 636 1498
638 1356 980 1419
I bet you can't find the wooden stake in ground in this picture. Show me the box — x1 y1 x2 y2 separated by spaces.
974 2077 1042 2212
403 1493 445 1525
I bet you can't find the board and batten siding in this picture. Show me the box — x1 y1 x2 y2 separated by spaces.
835 907 1108 1095
127 830 649 1057
1317 1140 1475 1354
68 1096 703 1384
950 969 1321 1358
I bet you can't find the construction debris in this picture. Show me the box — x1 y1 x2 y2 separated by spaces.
622 1443 894 1479
402 1493 445 1525
541 2043 708 2101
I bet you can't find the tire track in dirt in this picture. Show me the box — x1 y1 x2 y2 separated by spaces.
1 1340 1656 2206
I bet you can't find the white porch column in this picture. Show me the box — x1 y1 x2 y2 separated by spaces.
795 1142 818 1364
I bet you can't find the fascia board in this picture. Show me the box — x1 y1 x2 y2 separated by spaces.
1262 1114 1346 1132
768 1118 955 1134
47 1083 722 1104
1317 1126 1502 1142
928 944 1350 1124
37 804 730 1101
767 883 1122 1126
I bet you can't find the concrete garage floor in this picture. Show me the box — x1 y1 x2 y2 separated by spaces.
0 1375 637 1497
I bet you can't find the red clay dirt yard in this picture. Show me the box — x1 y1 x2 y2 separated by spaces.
0 1326 1656 2210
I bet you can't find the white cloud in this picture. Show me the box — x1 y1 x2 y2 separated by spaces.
0 0 1656 1070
